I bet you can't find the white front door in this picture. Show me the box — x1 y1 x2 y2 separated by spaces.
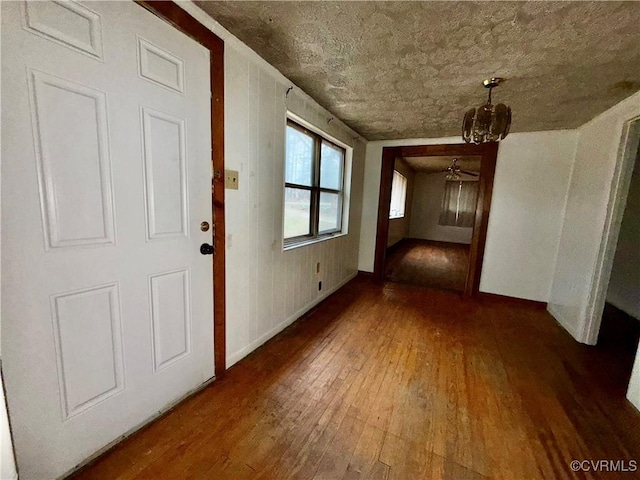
1 2 214 478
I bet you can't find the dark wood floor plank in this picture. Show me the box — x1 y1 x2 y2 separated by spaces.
385 238 470 291
341 423 387 480
72 277 640 480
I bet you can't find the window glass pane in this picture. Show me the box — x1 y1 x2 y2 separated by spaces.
319 191 341 233
285 126 314 186
389 170 407 219
320 141 343 190
284 187 311 238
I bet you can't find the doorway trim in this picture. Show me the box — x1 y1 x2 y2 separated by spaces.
373 142 499 296
583 116 640 344
136 1 226 375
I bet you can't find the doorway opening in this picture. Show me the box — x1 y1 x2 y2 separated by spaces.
584 118 640 343
374 143 498 296
384 156 480 292
591 120 640 390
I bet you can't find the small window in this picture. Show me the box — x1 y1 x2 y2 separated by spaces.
389 170 407 219
284 119 346 246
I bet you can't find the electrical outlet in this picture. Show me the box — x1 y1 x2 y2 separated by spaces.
225 170 239 190
318 281 322 291
316 262 320 274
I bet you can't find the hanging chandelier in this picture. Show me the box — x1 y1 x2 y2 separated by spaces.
462 77 511 144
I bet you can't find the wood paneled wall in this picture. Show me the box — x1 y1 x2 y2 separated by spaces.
224 45 366 366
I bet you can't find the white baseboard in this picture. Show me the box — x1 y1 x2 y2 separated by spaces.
226 272 358 367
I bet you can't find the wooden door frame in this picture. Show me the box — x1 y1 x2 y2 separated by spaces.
136 1 226 376
374 142 499 296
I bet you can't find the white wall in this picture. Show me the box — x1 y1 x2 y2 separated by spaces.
480 131 577 301
409 172 474 245
606 151 640 320
359 131 577 302
548 91 640 342
182 3 366 367
387 158 414 247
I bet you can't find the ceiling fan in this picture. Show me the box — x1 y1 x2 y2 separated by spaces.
442 158 479 180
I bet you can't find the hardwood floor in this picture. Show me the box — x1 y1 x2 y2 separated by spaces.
385 238 470 292
72 277 640 480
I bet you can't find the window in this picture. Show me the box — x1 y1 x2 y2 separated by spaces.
284 119 346 246
389 170 407 219
438 180 479 228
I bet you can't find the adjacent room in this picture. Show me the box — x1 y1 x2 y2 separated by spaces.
2 1 640 479
385 155 481 292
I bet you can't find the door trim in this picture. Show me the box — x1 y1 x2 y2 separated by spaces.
135 1 226 375
373 142 498 296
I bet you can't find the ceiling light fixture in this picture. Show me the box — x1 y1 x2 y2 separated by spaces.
444 158 479 181
462 77 511 144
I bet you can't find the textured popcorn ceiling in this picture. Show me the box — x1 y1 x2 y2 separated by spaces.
196 1 640 140
403 156 481 174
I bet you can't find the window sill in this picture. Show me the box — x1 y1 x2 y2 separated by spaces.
283 232 347 252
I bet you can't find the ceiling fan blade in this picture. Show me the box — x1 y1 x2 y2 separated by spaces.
461 170 479 177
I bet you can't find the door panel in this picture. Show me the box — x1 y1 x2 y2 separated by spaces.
23 0 105 60
141 106 189 240
138 37 185 93
149 268 192 371
1 2 214 478
29 70 116 249
51 283 125 419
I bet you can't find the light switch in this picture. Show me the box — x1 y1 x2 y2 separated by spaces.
225 170 239 190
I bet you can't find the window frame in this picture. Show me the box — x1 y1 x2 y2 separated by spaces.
284 119 346 247
389 170 407 219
